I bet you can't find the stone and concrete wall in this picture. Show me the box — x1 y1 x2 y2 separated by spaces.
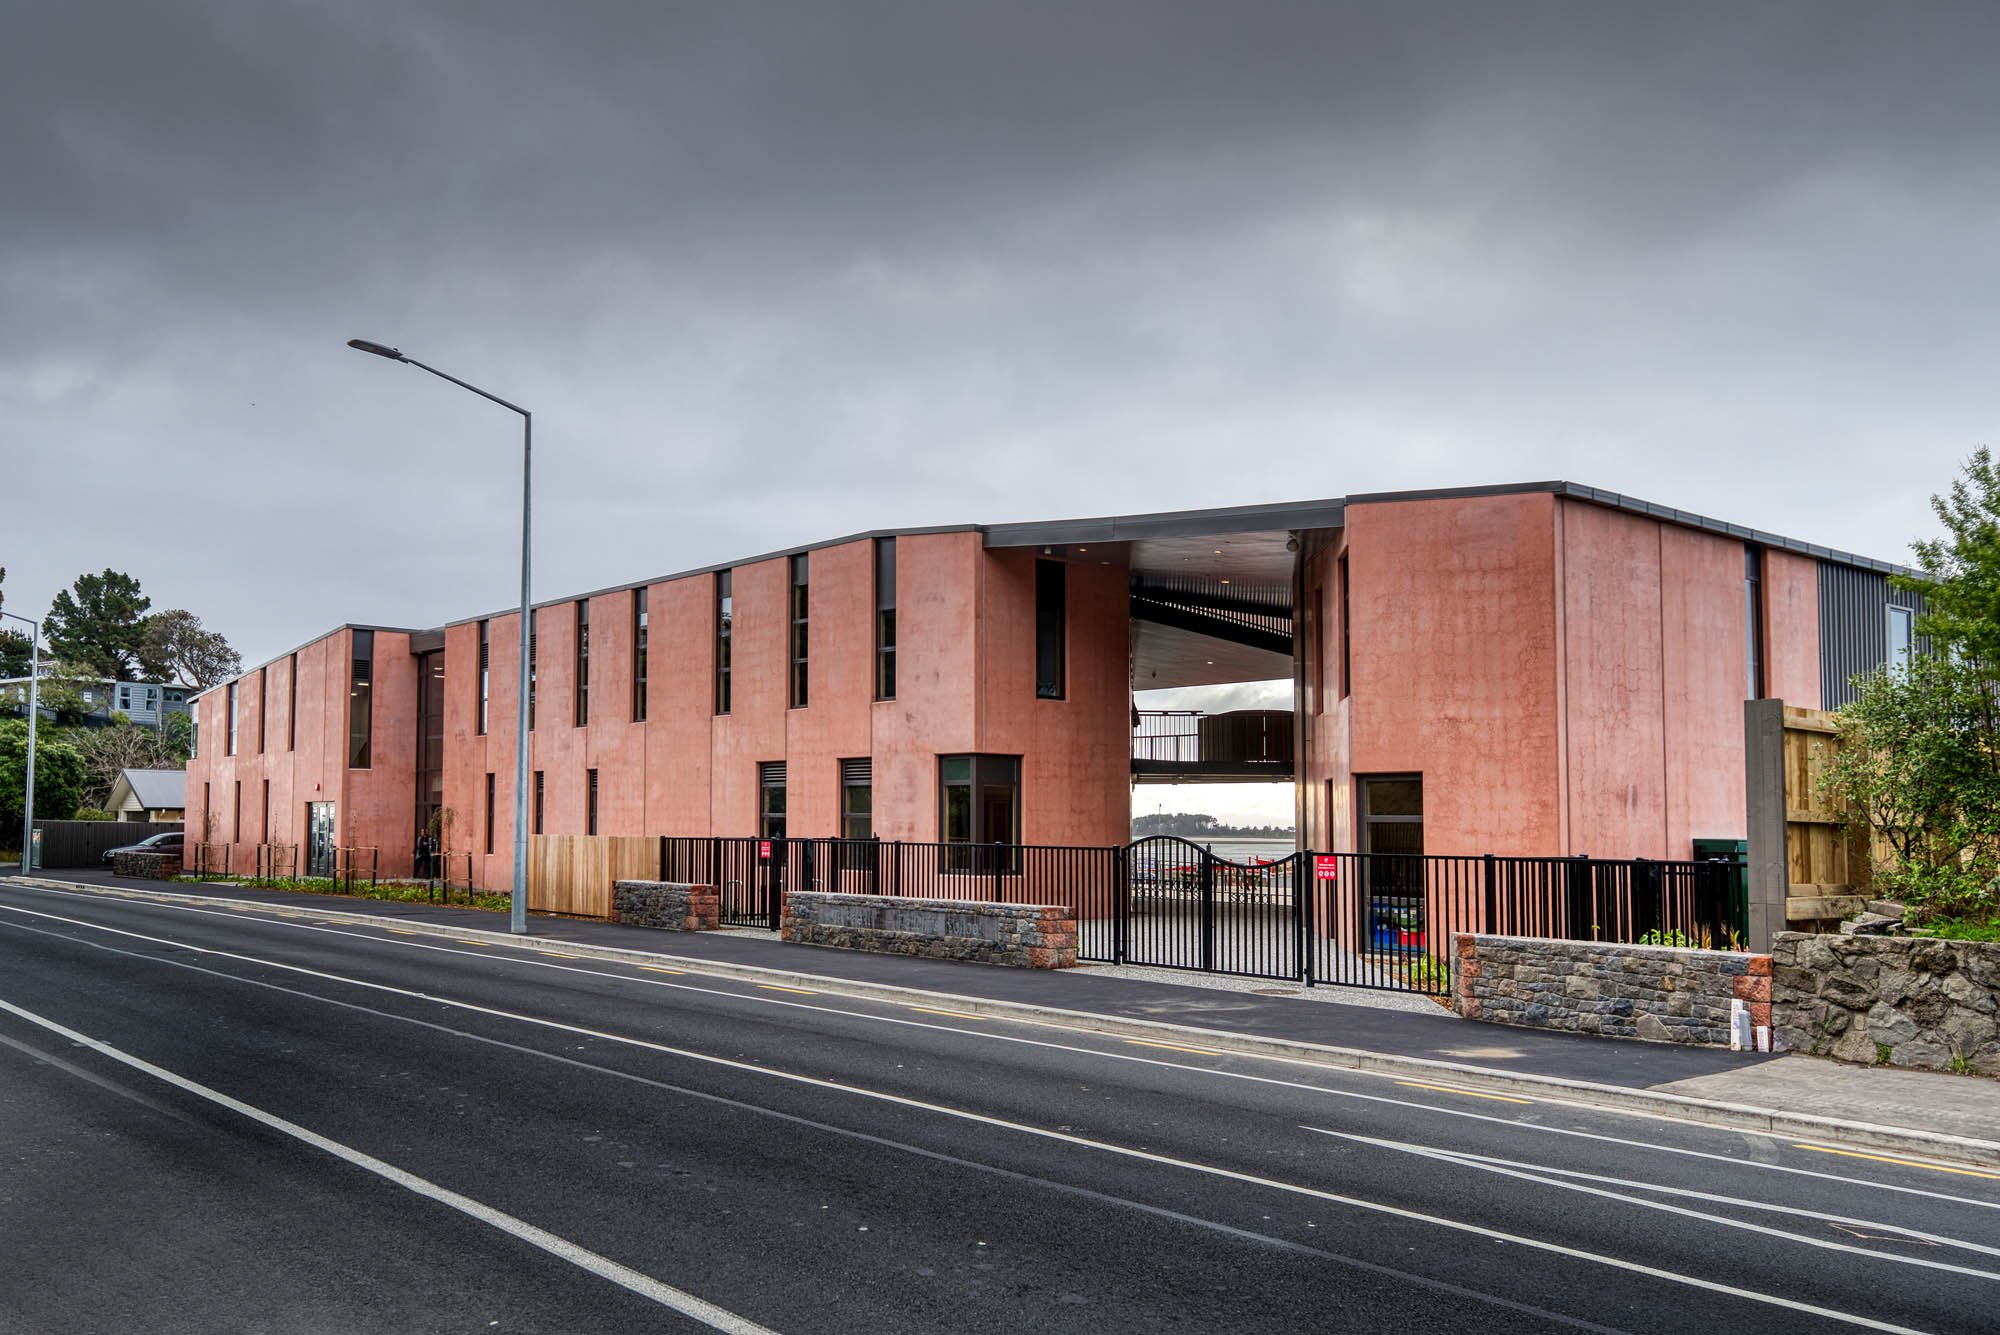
112 851 181 880
1772 932 2000 1074
782 891 1078 969
1454 934 1772 1046
612 880 719 932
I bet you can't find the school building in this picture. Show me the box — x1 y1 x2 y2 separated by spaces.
183 480 1922 888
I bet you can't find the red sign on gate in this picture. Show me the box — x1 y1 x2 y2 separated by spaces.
758 840 772 861
1314 855 1338 883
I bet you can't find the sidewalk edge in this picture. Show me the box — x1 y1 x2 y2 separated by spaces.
10 874 1999 1169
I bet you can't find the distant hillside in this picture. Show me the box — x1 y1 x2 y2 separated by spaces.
1132 812 1295 840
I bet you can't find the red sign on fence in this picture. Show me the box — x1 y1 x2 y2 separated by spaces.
1314 855 1338 883
758 840 772 861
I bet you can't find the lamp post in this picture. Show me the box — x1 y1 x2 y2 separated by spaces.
348 339 533 934
2 611 37 873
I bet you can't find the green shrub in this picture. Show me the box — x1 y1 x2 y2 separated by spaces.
71 807 115 822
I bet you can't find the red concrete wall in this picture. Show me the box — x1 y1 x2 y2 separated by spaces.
1763 550 1822 706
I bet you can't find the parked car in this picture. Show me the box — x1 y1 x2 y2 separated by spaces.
102 830 185 867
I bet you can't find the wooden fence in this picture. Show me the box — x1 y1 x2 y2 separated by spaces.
527 834 658 918
1746 701 1877 946
33 819 183 869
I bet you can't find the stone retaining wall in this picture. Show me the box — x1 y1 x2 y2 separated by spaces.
612 881 720 932
1454 934 1771 1047
1772 932 2000 1074
782 891 1077 969
112 851 181 881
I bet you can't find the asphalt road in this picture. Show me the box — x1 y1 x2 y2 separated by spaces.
1 881 1995 1335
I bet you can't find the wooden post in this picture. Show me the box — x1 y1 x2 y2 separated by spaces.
1744 698 1788 952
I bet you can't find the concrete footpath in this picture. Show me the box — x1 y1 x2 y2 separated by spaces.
8 868 1999 1168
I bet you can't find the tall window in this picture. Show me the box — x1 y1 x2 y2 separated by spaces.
1307 585 1324 715
574 599 590 727
261 779 270 844
789 553 810 709
191 712 199 760
1887 605 1915 678
759 761 786 839
417 651 444 843
715 570 733 715
939 754 1021 871
841 758 873 841
349 630 373 769
233 781 242 842
1745 545 1766 700
1035 560 1066 700
533 770 544 835
477 619 490 735
226 682 238 755
587 768 599 835
528 610 538 730
1337 553 1352 699
632 587 649 721
287 652 298 750
1359 774 1423 897
484 773 495 854
875 538 897 700
256 669 266 753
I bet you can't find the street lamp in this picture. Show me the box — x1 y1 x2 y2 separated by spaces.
348 338 534 934
2 611 38 874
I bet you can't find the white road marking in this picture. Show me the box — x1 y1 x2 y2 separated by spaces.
7 884 1998 1213
0 908 1945 1333
0 996 779 1335
1316 1130 2000 1279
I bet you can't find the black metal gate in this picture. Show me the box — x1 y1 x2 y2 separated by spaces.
1122 836 1301 978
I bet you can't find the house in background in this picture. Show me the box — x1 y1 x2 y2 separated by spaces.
107 768 188 824
0 675 195 729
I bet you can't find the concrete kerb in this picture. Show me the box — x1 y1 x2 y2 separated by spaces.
11 874 2000 1171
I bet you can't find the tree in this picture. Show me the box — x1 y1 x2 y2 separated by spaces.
1904 445 2000 663
45 570 159 681
141 609 242 688
75 720 190 808
0 630 29 679
0 719 88 835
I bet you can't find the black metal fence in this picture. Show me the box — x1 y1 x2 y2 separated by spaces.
659 834 1748 997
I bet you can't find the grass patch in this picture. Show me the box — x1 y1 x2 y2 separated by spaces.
1918 915 2000 943
175 873 512 915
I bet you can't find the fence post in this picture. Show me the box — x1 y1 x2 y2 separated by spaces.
1198 848 1215 973
1482 853 1498 935
1295 851 1310 985
1566 855 1594 940
658 834 667 883
1114 846 1128 964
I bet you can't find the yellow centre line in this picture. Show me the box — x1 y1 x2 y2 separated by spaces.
758 984 817 996
1794 1144 2000 1180
1127 1039 1222 1056
384 928 424 936
636 965 686 975
455 940 490 947
1395 1080 1534 1105
908 1007 984 1020
537 952 581 960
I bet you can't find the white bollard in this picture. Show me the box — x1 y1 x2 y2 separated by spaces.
1729 998 1753 1051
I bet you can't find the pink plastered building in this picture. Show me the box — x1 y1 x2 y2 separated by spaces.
186 482 1920 888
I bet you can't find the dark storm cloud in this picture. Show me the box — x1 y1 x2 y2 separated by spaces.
5 0 2000 681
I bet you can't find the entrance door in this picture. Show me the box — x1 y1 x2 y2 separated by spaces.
306 803 336 878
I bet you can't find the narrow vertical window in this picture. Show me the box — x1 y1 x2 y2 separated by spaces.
287 652 297 750
587 768 599 835
349 630 373 769
1337 553 1352 699
1887 606 1915 678
477 620 490 735
715 570 733 715
191 709 200 759
574 599 589 727
789 553 809 708
261 779 270 844
875 538 896 701
257 669 266 753
232 781 242 843
1309 586 1325 714
1034 560 1066 700
533 770 544 835
632 587 649 722
484 773 495 854
528 610 538 731
758 761 786 839
1745 545 1766 700
841 759 873 841
226 682 238 755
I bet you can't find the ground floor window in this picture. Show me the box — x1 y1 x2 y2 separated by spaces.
1358 774 1423 899
759 762 787 840
939 754 1020 871
840 758 872 842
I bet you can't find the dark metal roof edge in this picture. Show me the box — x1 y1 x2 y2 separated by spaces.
438 523 980 632
193 622 429 701
983 497 1347 548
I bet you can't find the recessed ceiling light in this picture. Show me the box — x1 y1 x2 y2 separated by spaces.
1219 578 1231 585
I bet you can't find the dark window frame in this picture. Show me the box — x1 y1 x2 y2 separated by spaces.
1745 545 1766 700
528 610 538 731
574 599 590 727
484 773 495 855
789 553 809 709
715 570 733 716
1035 560 1066 700
533 770 544 836
1337 552 1352 700
256 668 266 754
477 619 490 735
587 768 599 835
349 630 373 770
841 758 873 842
226 682 238 756
937 753 1022 872
758 761 786 839
874 538 897 701
287 652 298 751
632 586 649 722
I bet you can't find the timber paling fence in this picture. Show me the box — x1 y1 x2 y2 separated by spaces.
652 834 1749 998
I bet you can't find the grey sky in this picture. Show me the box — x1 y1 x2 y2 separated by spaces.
6 0 1998 688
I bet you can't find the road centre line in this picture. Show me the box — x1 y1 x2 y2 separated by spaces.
7 886 1998 1208
0 995 781 1335
1313 1130 2000 1281
0 928 1633 1335
638 965 687 975
1396 1080 1534 1105
757 984 818 995
0 918 1932 1333
1126 1039 1222 1055
908 1007 985 1019
1797 1145 2000 1181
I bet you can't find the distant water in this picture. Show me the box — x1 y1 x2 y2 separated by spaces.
1133 835 1300 863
